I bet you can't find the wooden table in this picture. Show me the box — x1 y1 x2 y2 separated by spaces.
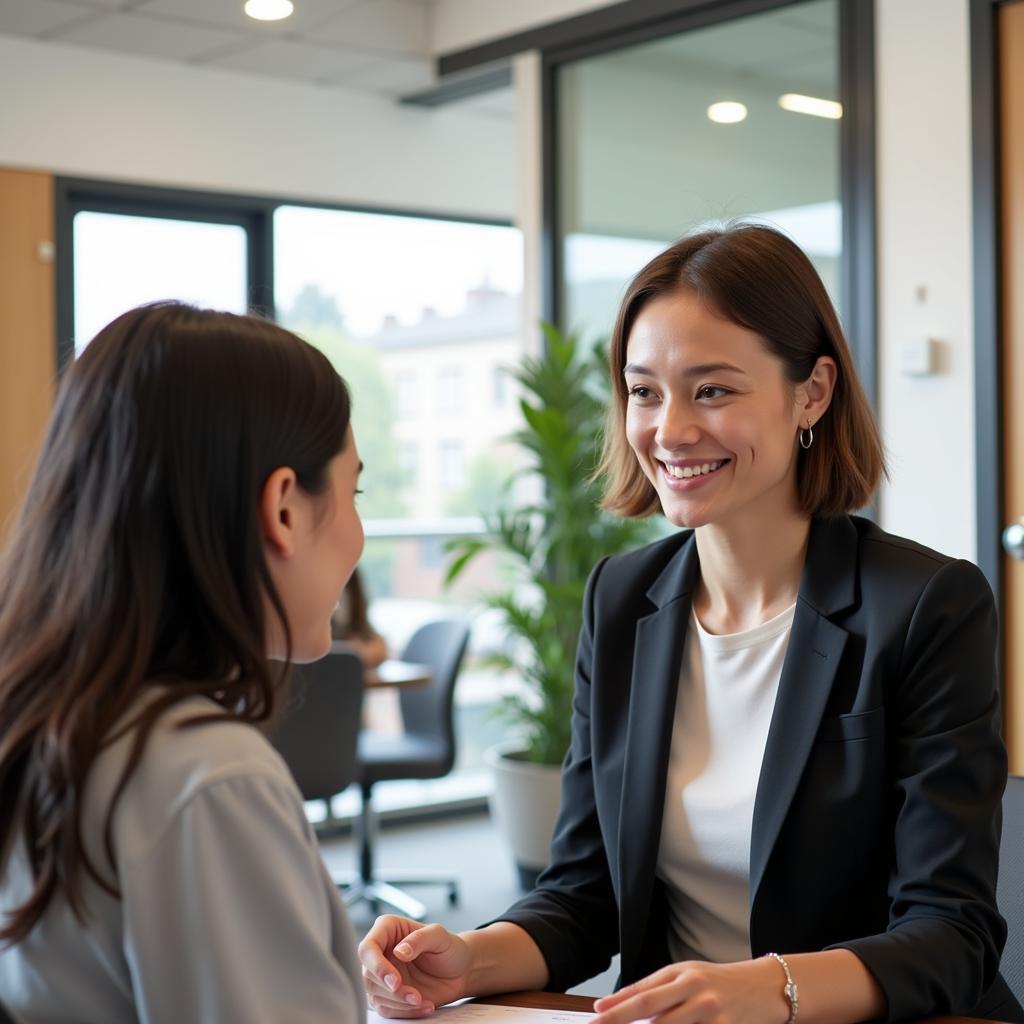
477 989 1008 1024
367 659 431 690
328 643 432 690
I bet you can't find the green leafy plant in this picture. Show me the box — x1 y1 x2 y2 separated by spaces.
446 323 655 766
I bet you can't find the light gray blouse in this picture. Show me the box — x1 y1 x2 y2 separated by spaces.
0 692 365 1024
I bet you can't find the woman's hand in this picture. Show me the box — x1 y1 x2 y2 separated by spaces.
358 915 474 1018
592 958 790 1024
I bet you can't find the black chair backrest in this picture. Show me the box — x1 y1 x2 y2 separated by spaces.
271 651 365 802
397 619 470 767
999 774 1024 1006
0 1000 16 1023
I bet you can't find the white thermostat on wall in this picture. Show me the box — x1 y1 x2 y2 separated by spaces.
900 337 940 377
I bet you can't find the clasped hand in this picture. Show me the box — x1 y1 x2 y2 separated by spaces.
358 915 472 1018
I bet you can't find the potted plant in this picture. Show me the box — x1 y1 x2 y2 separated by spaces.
446 323 654 889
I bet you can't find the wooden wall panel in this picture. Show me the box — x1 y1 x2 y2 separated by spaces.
1000 2 1024 772
0 169 55 541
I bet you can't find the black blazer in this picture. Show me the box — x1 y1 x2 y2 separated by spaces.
498 516 1022 1023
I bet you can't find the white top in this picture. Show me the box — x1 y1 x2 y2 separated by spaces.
0 691 364 1024
656 602 796 964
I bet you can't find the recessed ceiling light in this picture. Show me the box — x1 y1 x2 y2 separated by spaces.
707 101 748 124
244 0 294 21
778 93 843 119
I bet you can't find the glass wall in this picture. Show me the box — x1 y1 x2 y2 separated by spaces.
557 0 840 343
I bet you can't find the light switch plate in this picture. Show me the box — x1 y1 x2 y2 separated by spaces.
900 337 939 376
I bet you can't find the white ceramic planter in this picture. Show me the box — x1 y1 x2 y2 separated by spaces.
484 743 563 890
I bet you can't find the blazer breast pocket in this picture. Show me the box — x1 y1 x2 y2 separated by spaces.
817 705 886 743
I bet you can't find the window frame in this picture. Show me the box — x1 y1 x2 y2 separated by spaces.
54 176 513 369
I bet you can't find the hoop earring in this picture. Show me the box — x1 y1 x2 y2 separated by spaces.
799 424 814 450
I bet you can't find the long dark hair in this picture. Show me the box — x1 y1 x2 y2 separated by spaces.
0 302 351 943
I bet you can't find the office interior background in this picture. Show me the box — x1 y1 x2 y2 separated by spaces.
0 0 1022 890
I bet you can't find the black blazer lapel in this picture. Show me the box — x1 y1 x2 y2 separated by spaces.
617 533 700 981
749 516 859 907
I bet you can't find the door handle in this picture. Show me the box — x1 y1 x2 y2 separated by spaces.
1004 519 1024 560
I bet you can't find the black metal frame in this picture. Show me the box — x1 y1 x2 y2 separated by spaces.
440 0 810 77
55 178 275 366
54 177 513 368
442 0 877 407
970 0 1007 596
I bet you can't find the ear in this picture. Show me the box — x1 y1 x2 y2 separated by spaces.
795 355 837 429
260 466 299 558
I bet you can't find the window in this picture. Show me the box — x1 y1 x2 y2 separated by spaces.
437 367 463 415
71 211 248 355
394 371 418 419
493 365 511 409
439 440 466 491
397 441 418 485
273 203 524 809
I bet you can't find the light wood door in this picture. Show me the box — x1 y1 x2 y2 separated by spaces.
1000 1 1024 772
0 169 55 540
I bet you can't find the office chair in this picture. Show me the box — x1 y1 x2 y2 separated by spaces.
348 618 471 921
1000 774 1024 1006
269 650 365 834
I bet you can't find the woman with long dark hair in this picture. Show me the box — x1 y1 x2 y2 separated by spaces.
358 224 1022 1024
0 303 366 1022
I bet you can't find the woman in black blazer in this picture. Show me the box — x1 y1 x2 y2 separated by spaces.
359 225 1021 1024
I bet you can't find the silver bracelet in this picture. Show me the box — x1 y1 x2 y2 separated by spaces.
765 952 798 1024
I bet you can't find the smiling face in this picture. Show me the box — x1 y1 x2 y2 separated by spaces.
624 288 808 531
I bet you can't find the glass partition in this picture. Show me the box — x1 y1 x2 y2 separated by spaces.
557 0 841 343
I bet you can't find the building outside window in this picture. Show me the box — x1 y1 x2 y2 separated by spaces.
438 439 466 492
397 441 418 486
393 370 418 420
437 366 464 415
493 365 511 409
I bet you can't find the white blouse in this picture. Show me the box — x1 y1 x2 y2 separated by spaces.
656 602 796 964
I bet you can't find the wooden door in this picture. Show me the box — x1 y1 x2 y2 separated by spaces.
1000 0 1024 773
0 169 55 540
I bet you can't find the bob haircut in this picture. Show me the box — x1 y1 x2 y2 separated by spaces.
0 302 351 943
599 223 886 519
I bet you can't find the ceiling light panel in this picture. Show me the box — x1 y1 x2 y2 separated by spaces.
140 0 357 34
707 101 748 123
778 92 842 118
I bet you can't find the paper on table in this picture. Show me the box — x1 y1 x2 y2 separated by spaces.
367 1004 596 1024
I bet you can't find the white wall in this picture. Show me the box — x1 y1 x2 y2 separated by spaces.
875 0 976 559
0 34 515 220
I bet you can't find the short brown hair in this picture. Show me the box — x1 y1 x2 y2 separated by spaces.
599 223 886 519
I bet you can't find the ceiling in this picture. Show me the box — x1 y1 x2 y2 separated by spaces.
0 0 449 99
